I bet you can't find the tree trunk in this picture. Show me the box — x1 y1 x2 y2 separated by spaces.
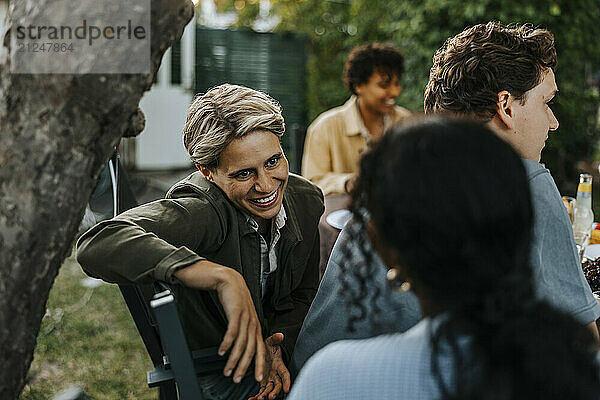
0 1 194 398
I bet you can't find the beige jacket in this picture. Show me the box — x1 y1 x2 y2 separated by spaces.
301 96 411 195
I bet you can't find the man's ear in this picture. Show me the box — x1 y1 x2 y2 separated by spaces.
197 165 213 181
495 90 514 130
354 81 364 97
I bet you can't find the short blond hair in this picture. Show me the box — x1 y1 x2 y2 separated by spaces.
183 84 285 169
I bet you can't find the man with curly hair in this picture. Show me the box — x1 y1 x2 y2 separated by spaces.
302 43 411 195
425 21 600 338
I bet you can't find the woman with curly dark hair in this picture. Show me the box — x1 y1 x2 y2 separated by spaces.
288 116 600 399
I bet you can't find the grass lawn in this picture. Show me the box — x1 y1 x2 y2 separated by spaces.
20 250 158 400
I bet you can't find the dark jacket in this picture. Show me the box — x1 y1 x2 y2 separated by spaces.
77 172 324 362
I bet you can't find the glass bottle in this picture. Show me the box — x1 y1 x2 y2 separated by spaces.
572 174 594 251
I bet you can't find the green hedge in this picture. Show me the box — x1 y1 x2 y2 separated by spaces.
213 0 600 190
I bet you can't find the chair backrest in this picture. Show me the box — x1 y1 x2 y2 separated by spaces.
106 152 225 399
106 153 167 368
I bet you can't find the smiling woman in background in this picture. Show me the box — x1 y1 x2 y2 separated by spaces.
288 117 600 400
301 42 412 277
301 42 411 196
77 84 324 400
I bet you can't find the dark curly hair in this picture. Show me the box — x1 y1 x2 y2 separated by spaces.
342 116 600 399
344 43 405 95
424 22 556 119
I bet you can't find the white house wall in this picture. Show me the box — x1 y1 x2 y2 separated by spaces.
135 20 195 170
0 0 8 37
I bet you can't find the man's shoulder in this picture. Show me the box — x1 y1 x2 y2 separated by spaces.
308 98 356 132
391 105 412 121
522 159 551 182
522 159 560 196
520 159 561 204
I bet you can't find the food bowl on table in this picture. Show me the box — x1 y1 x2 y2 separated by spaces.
581 249 600 293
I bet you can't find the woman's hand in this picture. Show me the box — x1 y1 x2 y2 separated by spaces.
344 174 358 193
248 333 291 400
174 260 266 384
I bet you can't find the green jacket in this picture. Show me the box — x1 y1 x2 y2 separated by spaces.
77 172 324 362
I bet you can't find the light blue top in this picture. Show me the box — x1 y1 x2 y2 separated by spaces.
288 317 453 400
290 221 422 377
523 159 600 323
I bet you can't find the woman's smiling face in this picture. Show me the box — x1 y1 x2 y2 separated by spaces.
201 130 289 226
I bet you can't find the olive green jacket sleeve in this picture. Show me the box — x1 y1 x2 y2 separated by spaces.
76 197 223 285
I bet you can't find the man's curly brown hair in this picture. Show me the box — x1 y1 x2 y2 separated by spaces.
424 21 556 120
344 43 405 95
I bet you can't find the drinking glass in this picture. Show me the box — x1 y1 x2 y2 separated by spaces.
562 196 576 223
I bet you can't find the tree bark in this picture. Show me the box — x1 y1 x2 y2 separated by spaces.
0 1 194 398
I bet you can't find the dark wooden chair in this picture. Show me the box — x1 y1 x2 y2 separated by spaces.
103 152 226 399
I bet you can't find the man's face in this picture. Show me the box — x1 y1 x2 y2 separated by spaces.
203 130 289 226
508 68 559 162
355 70 402 116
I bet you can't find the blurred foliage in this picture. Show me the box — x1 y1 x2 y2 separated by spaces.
208 0 600 190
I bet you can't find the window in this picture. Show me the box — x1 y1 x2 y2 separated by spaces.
170 39 182 85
